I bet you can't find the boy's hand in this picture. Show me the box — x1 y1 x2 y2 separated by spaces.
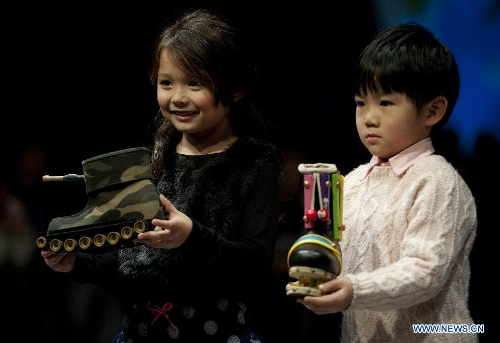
294 276 354 315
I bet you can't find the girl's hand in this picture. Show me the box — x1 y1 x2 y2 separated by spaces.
135 194 193 249
293 276 354 315
41 250 76 272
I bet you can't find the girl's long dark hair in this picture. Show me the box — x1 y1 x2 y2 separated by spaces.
149 9 268 180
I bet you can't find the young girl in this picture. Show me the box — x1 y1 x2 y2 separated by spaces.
289 23 478 342
42 9 282 342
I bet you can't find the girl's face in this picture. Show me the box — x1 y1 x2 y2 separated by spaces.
156 50 233 142
354 91 431 160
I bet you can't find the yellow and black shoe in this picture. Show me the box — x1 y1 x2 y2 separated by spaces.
286 163 344 298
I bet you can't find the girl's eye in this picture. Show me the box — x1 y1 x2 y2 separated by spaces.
380 100 391 106
159 80 172 87
355 101 365 107
188 80 201 88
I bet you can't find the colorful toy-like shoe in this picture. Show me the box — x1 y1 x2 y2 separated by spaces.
35 147 165 253
286 163 344 298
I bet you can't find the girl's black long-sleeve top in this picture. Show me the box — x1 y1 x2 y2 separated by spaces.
69 137 282 342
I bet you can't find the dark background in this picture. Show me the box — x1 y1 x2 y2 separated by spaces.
1 1 497 342
3 1 373 172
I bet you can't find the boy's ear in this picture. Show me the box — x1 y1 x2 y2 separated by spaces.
425 96 447 126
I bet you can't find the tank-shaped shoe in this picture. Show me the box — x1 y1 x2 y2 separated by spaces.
36 147 165 253
286 163 344 298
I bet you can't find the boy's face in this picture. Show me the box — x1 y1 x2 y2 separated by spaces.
354 91 432 160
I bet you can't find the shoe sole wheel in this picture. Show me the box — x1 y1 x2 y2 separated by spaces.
36 237 47 249
64 239 77 251
121 226 134 240
79 236 92 250
93 234 106 247
107 232 120 245
49 239 63 252
134 221 146 233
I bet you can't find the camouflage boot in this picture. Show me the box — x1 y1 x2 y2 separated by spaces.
36 147 165 253
286 163 344 298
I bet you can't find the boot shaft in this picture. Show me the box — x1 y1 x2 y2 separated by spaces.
83 147 153 193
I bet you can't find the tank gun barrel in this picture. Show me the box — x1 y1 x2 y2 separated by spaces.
42 174 85 182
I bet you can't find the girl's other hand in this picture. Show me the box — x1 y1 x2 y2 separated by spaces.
41 250 76 272
135 194 193 249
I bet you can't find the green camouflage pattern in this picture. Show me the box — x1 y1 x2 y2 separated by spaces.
47 179 163 232
83 147 152 193
36 147 165 252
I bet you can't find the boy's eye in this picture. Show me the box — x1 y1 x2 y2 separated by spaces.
159 80 172 87
355 100 365 107
380 100 391 106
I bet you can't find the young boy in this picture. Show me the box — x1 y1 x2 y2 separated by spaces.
288 22 478 342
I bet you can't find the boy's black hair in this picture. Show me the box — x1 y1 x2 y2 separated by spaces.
355 22 460 134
